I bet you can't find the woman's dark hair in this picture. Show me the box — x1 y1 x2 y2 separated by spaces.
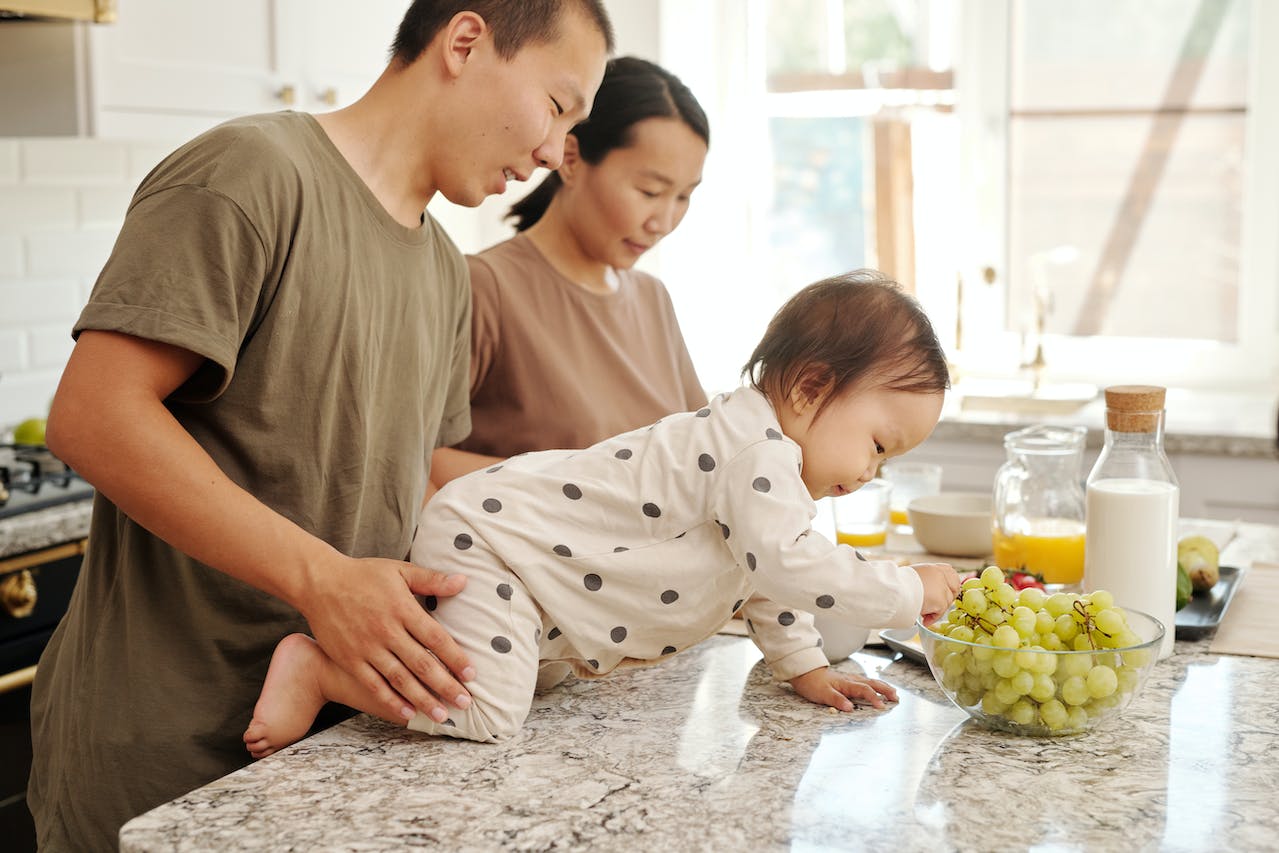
743 269 950 421
391 0 614 65
506 55 709 231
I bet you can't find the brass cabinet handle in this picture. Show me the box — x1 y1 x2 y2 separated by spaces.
317 87 338 106
1 568 37 618
276 84 297 105
0 665 36 694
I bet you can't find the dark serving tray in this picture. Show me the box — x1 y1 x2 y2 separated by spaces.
1175 564 1242 640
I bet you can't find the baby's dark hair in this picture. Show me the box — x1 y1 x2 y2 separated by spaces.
743 269 950 420
390 0 614 65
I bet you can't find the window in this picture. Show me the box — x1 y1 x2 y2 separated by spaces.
656 0 1278 394
959 0 1279 390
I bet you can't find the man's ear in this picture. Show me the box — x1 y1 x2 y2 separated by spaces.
440 11 487 78
558 134 582 182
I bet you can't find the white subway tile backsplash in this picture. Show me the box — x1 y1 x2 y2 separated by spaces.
21 139 129 185
0 186 78 232
0 329 25 372
0 141 18 184
26 230 116 278
0 278 83 325
127 142 181 185
0 367 62 425
28 323 76 369
0 234 21 278
78 186 133 228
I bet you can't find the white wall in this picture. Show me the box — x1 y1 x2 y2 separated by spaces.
0 137 176 427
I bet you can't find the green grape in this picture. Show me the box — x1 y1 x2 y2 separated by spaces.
983 606 1008 627
1086 665 1119 698
994 678 1022 705
1053 614 1079 642
1072 634 1093 651
961 576 983 592
1007 698 1036 726
980 565 1005 589
1029 672 1057 702
991 652 1021 679
956 688 982 707
1034 610 1056 635
1059 652 1092 679
1044 593 1074 617
1117 666 1140 693
1017 587 1047 610
1011 606 1037 637
991 583 1018 608
1032 650 1058 675
992 625 1020 649
1066 706 1089 730
949 625 975 643
962 588 987 615
942 652 966 680
1039 698 1068 729
972 638 996 662
981 690 1009 716
1009 669 1034 696
1013 649 1038 669
1114 629 1141 649
1088 589 1115 611
1061 675 1090 706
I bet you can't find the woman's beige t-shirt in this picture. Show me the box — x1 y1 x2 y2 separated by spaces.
460 232 706 456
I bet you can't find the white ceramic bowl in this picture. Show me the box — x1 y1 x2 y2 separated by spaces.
908 492 993 557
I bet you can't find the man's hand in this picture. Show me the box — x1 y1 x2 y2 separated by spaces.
299 555 474 724
789 667 898 711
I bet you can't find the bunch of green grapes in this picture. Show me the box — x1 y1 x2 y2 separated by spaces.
925 566 1154 734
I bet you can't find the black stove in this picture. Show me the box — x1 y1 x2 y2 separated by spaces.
0 444 95 520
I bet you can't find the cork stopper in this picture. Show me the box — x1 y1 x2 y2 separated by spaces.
1104 385 1166 432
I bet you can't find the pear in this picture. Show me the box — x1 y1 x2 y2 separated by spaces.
1177 535 1220 593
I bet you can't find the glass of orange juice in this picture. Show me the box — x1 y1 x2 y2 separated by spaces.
832 478 892 548
881 460 943 533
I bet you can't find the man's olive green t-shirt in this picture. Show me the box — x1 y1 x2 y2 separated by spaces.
28 112 471 851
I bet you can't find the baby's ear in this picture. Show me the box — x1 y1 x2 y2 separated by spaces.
792 365 835 410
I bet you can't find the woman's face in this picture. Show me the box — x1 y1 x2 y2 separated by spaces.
563 116 708 269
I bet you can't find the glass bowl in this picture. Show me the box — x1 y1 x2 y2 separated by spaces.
917 606 1164 736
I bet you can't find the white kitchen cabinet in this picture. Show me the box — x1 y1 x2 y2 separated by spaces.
86 0 410 139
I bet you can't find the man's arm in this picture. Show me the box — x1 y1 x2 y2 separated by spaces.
49 330 475 724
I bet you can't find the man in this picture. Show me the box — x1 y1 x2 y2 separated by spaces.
28 2 612 849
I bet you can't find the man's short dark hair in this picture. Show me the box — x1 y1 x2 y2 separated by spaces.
391 0 614 64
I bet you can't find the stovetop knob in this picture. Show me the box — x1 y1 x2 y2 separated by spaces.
1 569 37 619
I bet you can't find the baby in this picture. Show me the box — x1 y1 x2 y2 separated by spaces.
245 269 960 753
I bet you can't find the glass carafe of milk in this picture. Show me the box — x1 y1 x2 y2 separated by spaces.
1083 385 1179 659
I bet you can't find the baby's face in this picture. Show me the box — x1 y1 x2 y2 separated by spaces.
782 384 944 501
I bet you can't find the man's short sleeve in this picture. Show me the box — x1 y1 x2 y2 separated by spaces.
75 184 269 402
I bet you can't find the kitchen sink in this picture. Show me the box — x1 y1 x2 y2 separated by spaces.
955 378 1099 416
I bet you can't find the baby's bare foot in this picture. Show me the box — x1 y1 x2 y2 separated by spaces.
243 633 327 759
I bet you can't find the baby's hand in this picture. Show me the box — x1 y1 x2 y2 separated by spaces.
789 667 898 711
912 562 961 625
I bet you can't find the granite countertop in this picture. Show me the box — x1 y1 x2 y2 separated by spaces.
121 520 1279 852
935 385 1278 458
0 499 93 559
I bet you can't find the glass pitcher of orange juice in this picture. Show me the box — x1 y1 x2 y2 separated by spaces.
992 425 1088 586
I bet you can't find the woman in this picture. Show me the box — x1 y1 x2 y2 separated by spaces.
430 55 709 488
